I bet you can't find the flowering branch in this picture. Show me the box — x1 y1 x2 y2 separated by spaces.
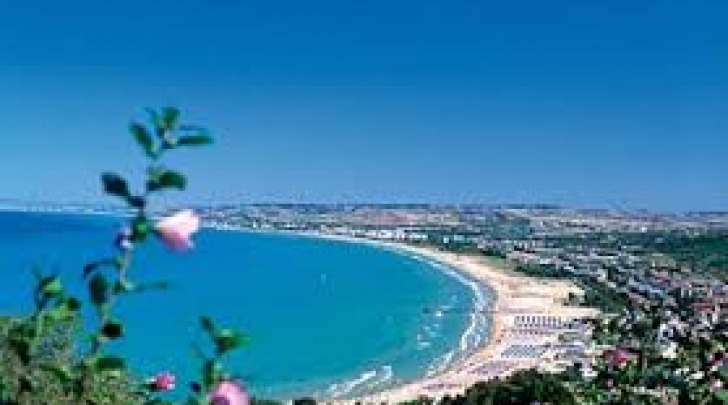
0 108 249 405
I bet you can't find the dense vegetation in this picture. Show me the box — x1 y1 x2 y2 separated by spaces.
645 232 728 281
420 369 577 405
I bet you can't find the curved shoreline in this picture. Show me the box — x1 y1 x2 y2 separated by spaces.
308 235 507 403
300 233 496 397
208 227 498 400
4 210 595 402
292 232 599 404
247 230 494 399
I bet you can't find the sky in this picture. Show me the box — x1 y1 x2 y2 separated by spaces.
0 0 725 211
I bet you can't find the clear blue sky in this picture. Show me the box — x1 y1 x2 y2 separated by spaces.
0 0 725 211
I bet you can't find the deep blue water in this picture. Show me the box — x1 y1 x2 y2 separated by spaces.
0 211 486 399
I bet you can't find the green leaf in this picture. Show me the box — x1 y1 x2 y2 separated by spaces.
159 170 186 189
83 262 100 278
147 169 186 192
41 364 73 385
145 108 161 126
113 279 136 294
101 173 130 198
130 215 152 242
177 134 213 147
160 107 181 131
101 321 124 339
95 356 126 372
40 275 63 297
127 195 146 209
47 297 80 321
214 329 247 355
88 274 109 307
130 122 155 158
202 359 222 388
63 297 81 312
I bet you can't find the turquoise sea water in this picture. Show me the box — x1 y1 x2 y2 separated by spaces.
0 211 491 399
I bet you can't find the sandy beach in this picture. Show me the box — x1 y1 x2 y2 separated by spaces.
308 236 599 404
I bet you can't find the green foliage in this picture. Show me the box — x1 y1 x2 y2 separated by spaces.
184 316 250 403
159 107 181 132
101 172 131 199
39 275 63 297
130 122 155 159
200 316 250 356
581 304 727 405
402 369 577 405
178 133 213 146
214 329 247 355
147 168 187 192
94 356 127 372
648 232 728 280
0 311 147 405
88 273 110 307
100 321 124 340
131 107 213 160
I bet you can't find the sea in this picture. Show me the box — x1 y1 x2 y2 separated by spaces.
0 210 492 400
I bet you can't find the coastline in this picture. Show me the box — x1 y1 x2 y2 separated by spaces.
0 210 598 402
294 232 598 404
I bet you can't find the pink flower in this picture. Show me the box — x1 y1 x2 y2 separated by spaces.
209 380 249 405
147 371 176 391
605 348 630 368
155 209 200 251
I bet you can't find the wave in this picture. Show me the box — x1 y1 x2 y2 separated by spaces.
409 255 494 372
426 350 455 377
324 365 394 399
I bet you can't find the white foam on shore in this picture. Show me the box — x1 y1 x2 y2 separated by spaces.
426 349 455 377
430 260 491 353
405 254 492 354
324 365 394 399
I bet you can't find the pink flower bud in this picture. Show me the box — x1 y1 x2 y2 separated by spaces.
605 348 630 368
155 209 200 251
147 371 176 391
209 380 249 405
